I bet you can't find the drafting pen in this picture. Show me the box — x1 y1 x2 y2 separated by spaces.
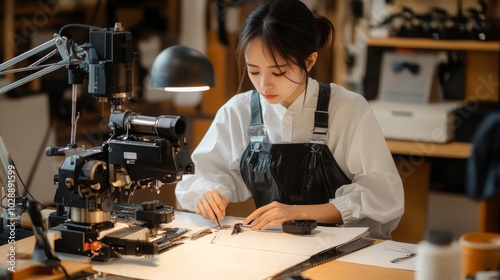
207 203 222 229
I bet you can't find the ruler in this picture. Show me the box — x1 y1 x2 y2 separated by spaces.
269 238 375 280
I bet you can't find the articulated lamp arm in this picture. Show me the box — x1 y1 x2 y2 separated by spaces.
0 34 72 95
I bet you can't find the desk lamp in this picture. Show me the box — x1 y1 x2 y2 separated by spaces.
150 45 215 92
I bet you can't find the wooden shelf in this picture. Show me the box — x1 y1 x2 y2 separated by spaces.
387 139 472 159
368 37 500 52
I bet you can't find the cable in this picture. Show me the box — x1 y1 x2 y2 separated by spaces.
1 194 7 209
57 263 72 280
10 158 46 208
89 0 103 26
25 115 54 195
215 0 248 46
58 24 104 36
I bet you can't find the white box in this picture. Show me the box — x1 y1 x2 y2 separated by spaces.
378 52 442 104
369 101 462 143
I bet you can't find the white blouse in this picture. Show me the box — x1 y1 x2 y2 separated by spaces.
176 78 404 239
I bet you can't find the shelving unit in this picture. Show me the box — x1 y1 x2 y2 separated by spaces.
368 37 500 104
386 139 471 159
367 36 499 154
367 36 500 242
368 37 500 51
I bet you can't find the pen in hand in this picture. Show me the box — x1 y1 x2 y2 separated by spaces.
197 191 226 229
207 203 222 229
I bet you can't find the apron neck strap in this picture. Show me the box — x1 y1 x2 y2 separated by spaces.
249 90 266 142
248 83 331 144
311 82 331 144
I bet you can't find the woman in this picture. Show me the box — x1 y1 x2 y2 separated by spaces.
176 0 404 239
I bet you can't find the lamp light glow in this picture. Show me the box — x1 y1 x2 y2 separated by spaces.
164 86 211 92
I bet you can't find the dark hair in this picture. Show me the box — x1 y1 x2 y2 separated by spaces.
235 0 335 91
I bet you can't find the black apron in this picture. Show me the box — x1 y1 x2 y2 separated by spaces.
240 82 352 208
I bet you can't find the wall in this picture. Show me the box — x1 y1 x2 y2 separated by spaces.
0 94 61 206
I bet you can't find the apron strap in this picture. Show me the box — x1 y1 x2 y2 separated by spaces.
249 90 266 142
311 82 331 143
248 83 331 144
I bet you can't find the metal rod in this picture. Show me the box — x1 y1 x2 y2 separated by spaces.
0 38 56 72
29 49 58 67
0 63 65 95
0 61 67 76
70 84 80 146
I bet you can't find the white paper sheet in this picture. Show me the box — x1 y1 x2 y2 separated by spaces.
93 242 309 280
92 211 369 280
211 222 369 256
336 240 418 271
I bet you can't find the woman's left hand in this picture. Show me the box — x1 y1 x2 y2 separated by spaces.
242 201 304 230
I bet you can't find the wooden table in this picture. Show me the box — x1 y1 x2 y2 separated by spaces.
1 235 414 280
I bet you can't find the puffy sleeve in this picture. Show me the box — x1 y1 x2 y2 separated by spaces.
175 95 253 211
330 98 404 239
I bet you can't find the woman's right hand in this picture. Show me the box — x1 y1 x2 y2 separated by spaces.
195 189 228 225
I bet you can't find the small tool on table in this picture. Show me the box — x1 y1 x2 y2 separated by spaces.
386 246 416 263
190 228 213 240
390 252 416 263
231 223 251 235
232 223 243 235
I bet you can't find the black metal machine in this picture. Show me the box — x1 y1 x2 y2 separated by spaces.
0 23 194 261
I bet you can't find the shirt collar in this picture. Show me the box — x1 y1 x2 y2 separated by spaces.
287 78 318 113
259 78 319 116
